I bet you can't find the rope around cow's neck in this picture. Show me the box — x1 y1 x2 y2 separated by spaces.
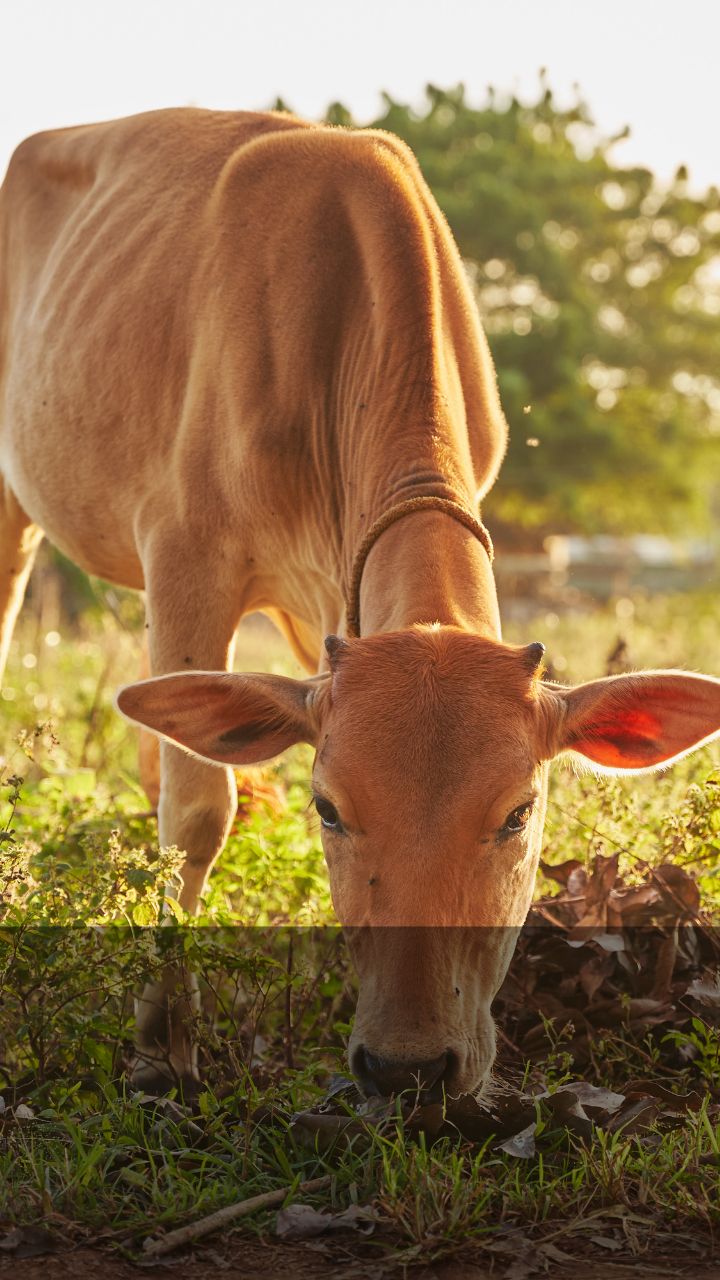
345 494 494 638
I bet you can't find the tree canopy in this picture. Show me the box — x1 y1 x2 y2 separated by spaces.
317 84 720 540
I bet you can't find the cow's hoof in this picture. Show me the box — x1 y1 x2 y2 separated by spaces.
128 1061 202 1104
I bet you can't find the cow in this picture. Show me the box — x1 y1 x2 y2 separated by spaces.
1 108 719 1101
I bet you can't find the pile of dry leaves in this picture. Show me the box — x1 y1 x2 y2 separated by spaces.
497 851 720 1071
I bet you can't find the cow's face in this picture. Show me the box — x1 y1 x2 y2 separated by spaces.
309 630 549 1098
117 628 720 1099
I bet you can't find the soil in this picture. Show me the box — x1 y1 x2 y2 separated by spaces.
2 1235 719 1280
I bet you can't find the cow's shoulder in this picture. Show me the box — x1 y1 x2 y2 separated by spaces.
1 108 313 203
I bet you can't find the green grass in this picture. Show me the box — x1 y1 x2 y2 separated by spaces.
1 1078 719 1263
1 586 719 1265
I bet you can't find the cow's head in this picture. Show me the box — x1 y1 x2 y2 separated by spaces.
117 627 720 1098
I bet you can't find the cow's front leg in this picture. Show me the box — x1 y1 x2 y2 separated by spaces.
137 629 161 809
130 551 240 1095
131 746 237 1094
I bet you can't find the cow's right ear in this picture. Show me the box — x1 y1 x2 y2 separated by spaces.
116 670 330 765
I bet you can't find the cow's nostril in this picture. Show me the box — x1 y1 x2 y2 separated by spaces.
352 1046 449 1099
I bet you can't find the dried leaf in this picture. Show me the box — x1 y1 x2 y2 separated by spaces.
552 1081 625 1115
579 952 615 999
590 1233 623 1251
322 1074 357 1100
687 973 720 1006
0 1226 56 1258
627 996 674 1024
445 1091 534 1143
540 858 585 888
623 1081 703 1114
571 904 609 932
276 1202 375 1241
586 854 620 907
591 931 627 952
537 1241 575 1263
544 1090 593 1139
497 1122 536 1159
566 865 589 899
653 864 701 916
609 883 660 924
607 1097 661 1135
486 1231 534 1255
405 1100 446 1138
650 930 679 1002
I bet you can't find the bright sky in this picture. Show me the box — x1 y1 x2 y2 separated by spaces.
1 0 718 190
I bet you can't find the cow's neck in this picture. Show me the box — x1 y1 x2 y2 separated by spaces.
356 509 501 640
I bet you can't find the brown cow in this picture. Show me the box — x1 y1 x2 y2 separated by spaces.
1 108 719 1099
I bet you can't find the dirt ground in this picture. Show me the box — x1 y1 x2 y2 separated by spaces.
2 1236 720 1280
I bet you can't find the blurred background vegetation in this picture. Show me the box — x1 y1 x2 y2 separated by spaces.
311 79 720 543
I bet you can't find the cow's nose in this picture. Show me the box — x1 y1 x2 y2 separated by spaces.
352 1046 449 1099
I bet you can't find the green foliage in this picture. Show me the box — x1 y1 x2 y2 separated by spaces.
0 765 342 1092
665 1018 720 1085
204 774 333 926
324 82 720 537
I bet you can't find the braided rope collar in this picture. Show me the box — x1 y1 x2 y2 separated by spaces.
345 494 494 638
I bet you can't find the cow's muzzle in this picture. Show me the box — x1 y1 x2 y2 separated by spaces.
351 1045 453 1101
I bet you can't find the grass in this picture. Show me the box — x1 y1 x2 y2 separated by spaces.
2 1080 719 1264
1 578 719 1267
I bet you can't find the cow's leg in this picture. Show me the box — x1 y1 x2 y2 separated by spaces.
137 629 161 809
0 480 43 684
265 607 321 673
131 546 241 1094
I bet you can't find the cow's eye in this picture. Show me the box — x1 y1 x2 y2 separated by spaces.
315 795 342 831
501 802 534 834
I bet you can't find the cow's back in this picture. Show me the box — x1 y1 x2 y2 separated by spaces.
0 107 310 318
0 108 505 599
0 109 318 581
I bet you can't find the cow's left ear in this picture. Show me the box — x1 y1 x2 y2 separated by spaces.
116 670 330 766
547 670 720 772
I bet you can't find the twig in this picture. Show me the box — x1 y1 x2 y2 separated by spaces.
142 1174 331 1257
79 653 114 768
284 932 294 1070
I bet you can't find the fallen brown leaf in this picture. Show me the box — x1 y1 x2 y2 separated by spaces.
275 1202 375 1241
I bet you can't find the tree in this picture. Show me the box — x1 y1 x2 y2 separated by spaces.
325 83 720 539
